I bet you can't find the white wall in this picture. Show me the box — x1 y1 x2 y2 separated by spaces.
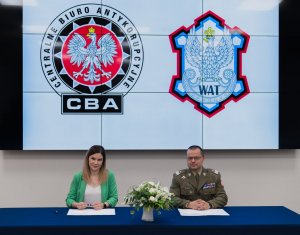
0 149 299 214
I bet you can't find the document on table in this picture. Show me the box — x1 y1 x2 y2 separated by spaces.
67 208 116 216
178 208 229 216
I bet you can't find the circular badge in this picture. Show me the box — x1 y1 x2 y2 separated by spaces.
41 4 144 96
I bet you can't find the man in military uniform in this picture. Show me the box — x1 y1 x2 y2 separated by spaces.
170 145 228 210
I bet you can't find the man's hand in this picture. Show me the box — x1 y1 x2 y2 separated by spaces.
187 199 210 210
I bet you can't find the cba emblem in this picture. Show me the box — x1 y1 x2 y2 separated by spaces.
41 4 144 114
169 11 249 117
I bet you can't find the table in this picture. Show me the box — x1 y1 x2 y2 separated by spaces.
0 206 299 235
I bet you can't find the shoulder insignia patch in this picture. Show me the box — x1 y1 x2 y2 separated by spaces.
208 169 219 174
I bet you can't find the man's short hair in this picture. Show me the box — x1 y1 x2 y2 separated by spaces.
187 145 204 155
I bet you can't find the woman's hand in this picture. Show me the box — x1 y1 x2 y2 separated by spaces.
73 202 88 210
92 201 104 210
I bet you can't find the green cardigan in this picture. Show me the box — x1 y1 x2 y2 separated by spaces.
66 170 118 208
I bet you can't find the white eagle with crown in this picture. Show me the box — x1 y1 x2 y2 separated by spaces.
67 27 117 83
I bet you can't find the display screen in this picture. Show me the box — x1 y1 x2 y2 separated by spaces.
0 0 298 150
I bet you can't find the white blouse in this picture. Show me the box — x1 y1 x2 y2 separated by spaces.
84 184 101 206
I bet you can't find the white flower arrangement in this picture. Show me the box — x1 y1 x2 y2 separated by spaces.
124 181 174 210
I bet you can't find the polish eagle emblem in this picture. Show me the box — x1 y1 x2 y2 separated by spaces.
169 11 250 117
67 27 117 83
181 25 236 105
185 26 234 86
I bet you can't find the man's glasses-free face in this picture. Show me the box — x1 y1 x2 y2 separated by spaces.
187 156 203 161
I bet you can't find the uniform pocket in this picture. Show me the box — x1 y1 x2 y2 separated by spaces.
181 185 195 195
202 188 216 195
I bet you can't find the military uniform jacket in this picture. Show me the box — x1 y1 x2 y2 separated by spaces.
170 168 228 208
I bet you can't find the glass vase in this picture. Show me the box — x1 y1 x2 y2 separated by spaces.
141 207 154 222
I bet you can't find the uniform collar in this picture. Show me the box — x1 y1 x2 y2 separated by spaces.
187 167 208 190
189 167 204 176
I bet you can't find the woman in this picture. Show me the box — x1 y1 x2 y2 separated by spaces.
66 145 118 210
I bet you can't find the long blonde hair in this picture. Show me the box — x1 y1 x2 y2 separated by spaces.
82 145 107 183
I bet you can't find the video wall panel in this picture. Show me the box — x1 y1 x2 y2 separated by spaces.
3 0 296 150
22 0 279 149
